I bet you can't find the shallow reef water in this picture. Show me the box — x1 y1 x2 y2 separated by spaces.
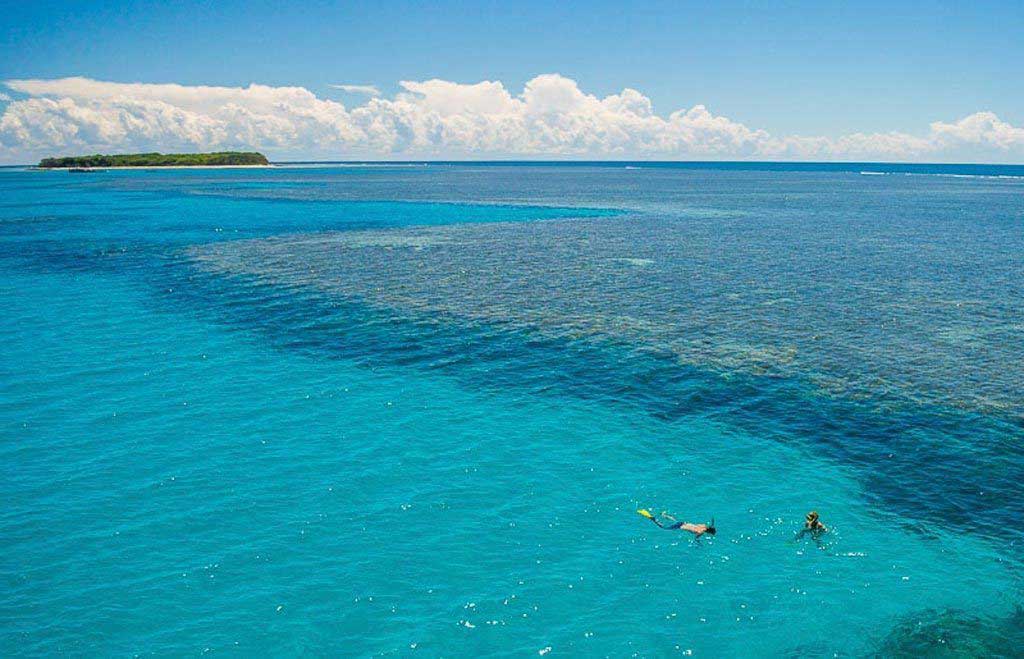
1 163 1023 655
875 606 1024 657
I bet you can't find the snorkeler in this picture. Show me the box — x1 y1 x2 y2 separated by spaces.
637 509 716 537
803 510 827 533
792 510 829 547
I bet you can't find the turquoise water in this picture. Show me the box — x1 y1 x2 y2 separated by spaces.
2 164 1023 655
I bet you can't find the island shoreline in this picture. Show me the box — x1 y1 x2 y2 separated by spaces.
36 164 276 171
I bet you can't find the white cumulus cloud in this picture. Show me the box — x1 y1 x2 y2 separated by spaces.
328 84 380 96
1 74 1022 163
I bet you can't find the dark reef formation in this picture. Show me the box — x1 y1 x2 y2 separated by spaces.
875 607 1024 657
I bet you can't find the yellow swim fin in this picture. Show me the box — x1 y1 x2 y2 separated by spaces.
637 509 655 519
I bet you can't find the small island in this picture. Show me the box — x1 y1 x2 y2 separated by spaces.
38 151 270 169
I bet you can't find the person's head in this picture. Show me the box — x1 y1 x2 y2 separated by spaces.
805 511 821 528
705 518 716 535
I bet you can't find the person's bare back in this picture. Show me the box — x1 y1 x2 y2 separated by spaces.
678 522 713 537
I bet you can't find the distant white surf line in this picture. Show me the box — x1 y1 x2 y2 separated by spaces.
860 171 1024 180
271 162 431 169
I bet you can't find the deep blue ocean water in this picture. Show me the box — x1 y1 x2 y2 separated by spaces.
1 163 1023 656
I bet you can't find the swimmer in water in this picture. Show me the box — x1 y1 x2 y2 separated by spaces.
637 509 716 537
803 511 827 533
794 510 828 542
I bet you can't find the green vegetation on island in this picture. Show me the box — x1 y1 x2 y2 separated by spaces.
38 152 270 168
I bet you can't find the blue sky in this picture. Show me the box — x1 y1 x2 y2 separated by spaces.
1 1 1023 162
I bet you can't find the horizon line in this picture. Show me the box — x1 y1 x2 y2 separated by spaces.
270 159 1024 166
6 159 1024 168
